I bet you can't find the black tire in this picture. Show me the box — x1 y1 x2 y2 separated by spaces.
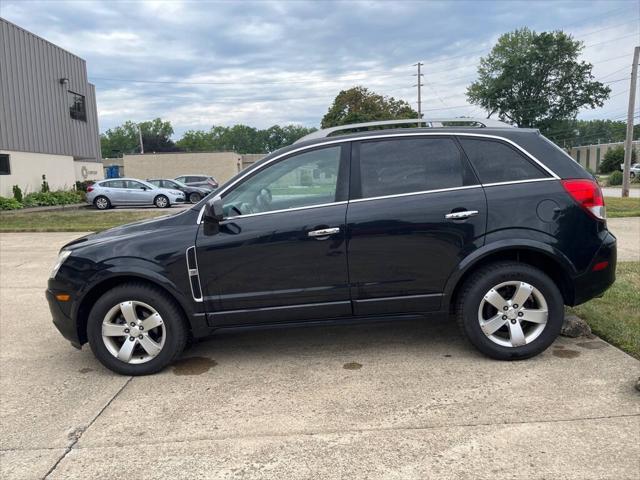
455 262 564 360
93 196 111 210
188 192 202 203
154 195 170 208
87 283 188 375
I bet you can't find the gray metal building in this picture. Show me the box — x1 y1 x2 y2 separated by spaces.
0 17 103 197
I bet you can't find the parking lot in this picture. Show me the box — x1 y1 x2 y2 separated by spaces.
1 231 639 479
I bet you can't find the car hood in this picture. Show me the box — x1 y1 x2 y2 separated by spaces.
61 208 199 252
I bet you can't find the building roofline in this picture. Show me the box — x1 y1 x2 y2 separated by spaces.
0 17 86 63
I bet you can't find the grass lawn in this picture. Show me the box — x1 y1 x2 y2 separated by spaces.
0 208 169 232
569 262 640 359
605 196 640 218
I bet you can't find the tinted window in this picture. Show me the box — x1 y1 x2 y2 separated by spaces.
0 154 10 175
103 180 125 188
357 137 474 199
459 138 548 184
126 180 146 189
175 176 186 183
223 146 341 216
187 176 205 183
148 180 161 187
68 91 86 121
164 180 179 188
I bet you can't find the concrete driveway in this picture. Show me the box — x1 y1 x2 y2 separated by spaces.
1 232 638 480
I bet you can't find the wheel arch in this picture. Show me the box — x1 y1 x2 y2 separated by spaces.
75 274 191 345
445 243 576 312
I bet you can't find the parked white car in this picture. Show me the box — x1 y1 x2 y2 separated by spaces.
86 178 185 209
619 163 640 178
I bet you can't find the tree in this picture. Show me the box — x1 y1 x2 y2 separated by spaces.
545 119 640 148
321 86 418 128
175 124 317 154
467 28 611 131
100 118 178 157
600 145 636 174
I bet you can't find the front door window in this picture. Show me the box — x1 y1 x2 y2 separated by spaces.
222 146 341 217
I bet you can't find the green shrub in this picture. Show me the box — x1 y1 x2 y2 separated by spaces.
600 146 636 174
608 170 623 186
22 190 84 207
12 185 23 203
0 196 23 210
40 174 50 193
75 180 94 192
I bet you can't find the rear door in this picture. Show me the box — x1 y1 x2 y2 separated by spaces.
346 135 487 315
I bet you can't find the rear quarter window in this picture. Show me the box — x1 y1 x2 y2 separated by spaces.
459 137 549 184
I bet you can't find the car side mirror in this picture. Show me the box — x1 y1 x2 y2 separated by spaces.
203 196 224 223
140 186 148 191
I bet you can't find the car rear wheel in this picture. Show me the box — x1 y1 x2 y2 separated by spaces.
154 195 170 208
94 196 110 210
188 192 202 203
87 283 187 375
456 262 564 360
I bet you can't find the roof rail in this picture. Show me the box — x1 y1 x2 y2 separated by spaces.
295 117 514 144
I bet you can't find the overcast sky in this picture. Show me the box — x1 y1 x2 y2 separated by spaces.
1 0 639 137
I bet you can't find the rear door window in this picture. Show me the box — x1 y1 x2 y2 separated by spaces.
458 138 549 184
355 137 476 199
103 180 125 188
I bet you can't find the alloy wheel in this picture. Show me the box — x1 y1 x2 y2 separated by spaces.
477 281 548 348
95 197 108 209
155 196 168 208
101 301 166 364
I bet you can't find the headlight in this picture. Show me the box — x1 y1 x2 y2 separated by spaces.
50 250 71 279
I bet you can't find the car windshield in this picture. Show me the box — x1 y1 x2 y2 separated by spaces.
137 180 157 189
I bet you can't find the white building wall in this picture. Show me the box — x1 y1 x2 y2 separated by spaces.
74 160 104 183
0 150 75 197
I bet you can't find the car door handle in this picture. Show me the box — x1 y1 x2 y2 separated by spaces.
307 227 340 238
445 210 479 220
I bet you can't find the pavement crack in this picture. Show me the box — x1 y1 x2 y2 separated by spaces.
41 376 133 480
70 412 640 451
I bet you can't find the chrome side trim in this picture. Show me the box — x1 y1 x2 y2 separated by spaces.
185 246 203 303
481 178 557 188
222 201 348 221
196 131 560 224
349 185 481 204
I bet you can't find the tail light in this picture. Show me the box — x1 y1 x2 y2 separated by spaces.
86 185 94 193
561 179 605 221
207 178 217 187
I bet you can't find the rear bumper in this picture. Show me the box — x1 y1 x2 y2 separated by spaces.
46 289 82 348
570 231 617 306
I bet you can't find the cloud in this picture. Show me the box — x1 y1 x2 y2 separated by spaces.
2 0 637 136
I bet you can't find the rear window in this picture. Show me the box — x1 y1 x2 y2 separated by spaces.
459 138 549 184
188 176 205 182
356 137 476 199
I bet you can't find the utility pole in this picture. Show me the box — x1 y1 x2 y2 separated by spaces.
622 46 639 198
413 62 424 124
137 124 144 154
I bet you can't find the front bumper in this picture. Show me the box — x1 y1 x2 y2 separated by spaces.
46 289 82 348
571 231 617 306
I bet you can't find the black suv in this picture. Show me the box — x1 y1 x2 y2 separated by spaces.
47 119 616 375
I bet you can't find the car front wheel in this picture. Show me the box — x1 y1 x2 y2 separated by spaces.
87 283 188 375
188 192 202 203
456 262 564 360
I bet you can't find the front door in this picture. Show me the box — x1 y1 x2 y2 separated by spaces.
196 144 351 326
346 135 487 315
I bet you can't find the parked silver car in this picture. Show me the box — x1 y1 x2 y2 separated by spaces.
86 178 185 210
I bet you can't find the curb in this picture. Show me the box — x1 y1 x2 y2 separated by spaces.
0 203 88 215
